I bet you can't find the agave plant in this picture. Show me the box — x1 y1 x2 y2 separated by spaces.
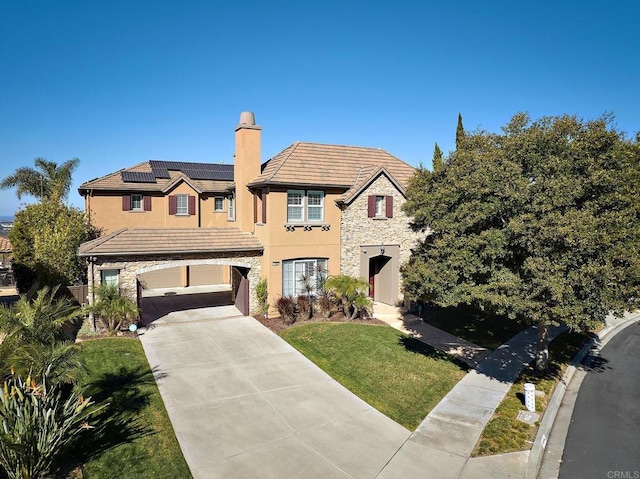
0 371 96 479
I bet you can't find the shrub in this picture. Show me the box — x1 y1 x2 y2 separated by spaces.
0 371 96 479
85 284 138 335
297 295 312 320
325 275 373 320
255 278 269 316
275 296 296 324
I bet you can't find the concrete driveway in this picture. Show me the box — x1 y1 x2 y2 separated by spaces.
138 312 410 479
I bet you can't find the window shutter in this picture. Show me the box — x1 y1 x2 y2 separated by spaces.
169 195 177 215
143 195 152 211
188 195 196 215
261 188 267 224
386 196 393 218
122 195 131 211
367 195 376 218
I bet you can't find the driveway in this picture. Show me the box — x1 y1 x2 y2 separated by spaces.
138 312 410 479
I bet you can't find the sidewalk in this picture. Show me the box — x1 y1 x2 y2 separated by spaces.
373 303 565 478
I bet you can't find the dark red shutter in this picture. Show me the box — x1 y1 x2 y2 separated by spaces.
122 195 131 211
261 188 267 223
367 195 376 217
169 195 177 215
143 195 151 211
253 192 258 223
386 196 393 218
188 195 196 215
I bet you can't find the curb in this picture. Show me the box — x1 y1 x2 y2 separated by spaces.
524 313 640 479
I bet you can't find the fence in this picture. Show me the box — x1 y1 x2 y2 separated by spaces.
67 284 89 306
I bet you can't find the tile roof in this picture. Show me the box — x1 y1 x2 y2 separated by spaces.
78 161 234 194
249 142 416 191
0 237 11 253
78 228 263 257
336 167 406 204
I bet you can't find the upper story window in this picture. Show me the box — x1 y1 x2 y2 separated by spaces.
287 190 324 222
214 196 224 212
169 194 195 216
227 194 235 221
131 194 143 211
368 195 393 219
122 194 151 212
176 194 189 215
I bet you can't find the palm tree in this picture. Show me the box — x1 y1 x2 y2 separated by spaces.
0 285 85 385
86 284 139 335
325 275 373 320
0 157 79 203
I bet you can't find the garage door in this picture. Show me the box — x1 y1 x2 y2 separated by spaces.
189 264 225 286
139 267 183 289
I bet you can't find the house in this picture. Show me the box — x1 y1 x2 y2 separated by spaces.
78 112 420 316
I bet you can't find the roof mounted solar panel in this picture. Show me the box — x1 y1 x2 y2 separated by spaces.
148 160 234 181
121 171 157 183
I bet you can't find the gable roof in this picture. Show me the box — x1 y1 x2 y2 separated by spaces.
78 160 234 195
78 228 263 257
248 142 415 192
336 167 406 204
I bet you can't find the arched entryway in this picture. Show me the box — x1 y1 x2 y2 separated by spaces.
360 244 400 306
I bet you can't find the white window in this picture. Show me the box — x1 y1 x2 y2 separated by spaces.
101 269 119 287
214 196 224 211
307 191 324 221
287 190 304 222
131 194 143 211
227 195 235 221
287 190 324 222
176 194 188 215
282 258 328 297
375 196 385 217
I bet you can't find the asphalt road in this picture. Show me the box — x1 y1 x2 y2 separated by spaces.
559 322 640 479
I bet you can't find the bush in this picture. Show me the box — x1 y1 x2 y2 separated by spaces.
0 372 96 479
297 295 312 320
255 278 269 316
325 275 373 320
275 296 296 324
85 284 138 335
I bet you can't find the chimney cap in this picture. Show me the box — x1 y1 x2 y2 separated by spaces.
235 111 261 131
239 112 255 125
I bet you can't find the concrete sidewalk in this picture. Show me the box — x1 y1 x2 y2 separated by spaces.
376 323 565 479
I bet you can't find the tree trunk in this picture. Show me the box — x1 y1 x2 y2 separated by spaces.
535 321 549 372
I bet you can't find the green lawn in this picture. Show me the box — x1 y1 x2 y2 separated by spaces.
421 304 528 350
280 322 467 430
473 330 591 456
75 338 192 479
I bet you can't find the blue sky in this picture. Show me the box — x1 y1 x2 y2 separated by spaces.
1 0 638 216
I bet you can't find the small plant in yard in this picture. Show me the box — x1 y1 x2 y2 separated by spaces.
325 275 372 320
0 370 97 479
296 295 312 320
85 284 139 335
275 296 296 324
255 278 269 317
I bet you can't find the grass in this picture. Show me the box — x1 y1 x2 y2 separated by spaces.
75 338 192 479
280 322 467 430
473 330 591 456
420 304 528 350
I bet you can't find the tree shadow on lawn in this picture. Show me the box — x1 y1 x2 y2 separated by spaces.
398 335 471 371
70 365 165 466
419 304 528 350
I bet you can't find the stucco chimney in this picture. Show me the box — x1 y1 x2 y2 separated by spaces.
234 112 261 233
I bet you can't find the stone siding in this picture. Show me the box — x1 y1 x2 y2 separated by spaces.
340 174 422 302
89 252 262 313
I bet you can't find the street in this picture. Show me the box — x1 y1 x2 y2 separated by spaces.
560 322 640 479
